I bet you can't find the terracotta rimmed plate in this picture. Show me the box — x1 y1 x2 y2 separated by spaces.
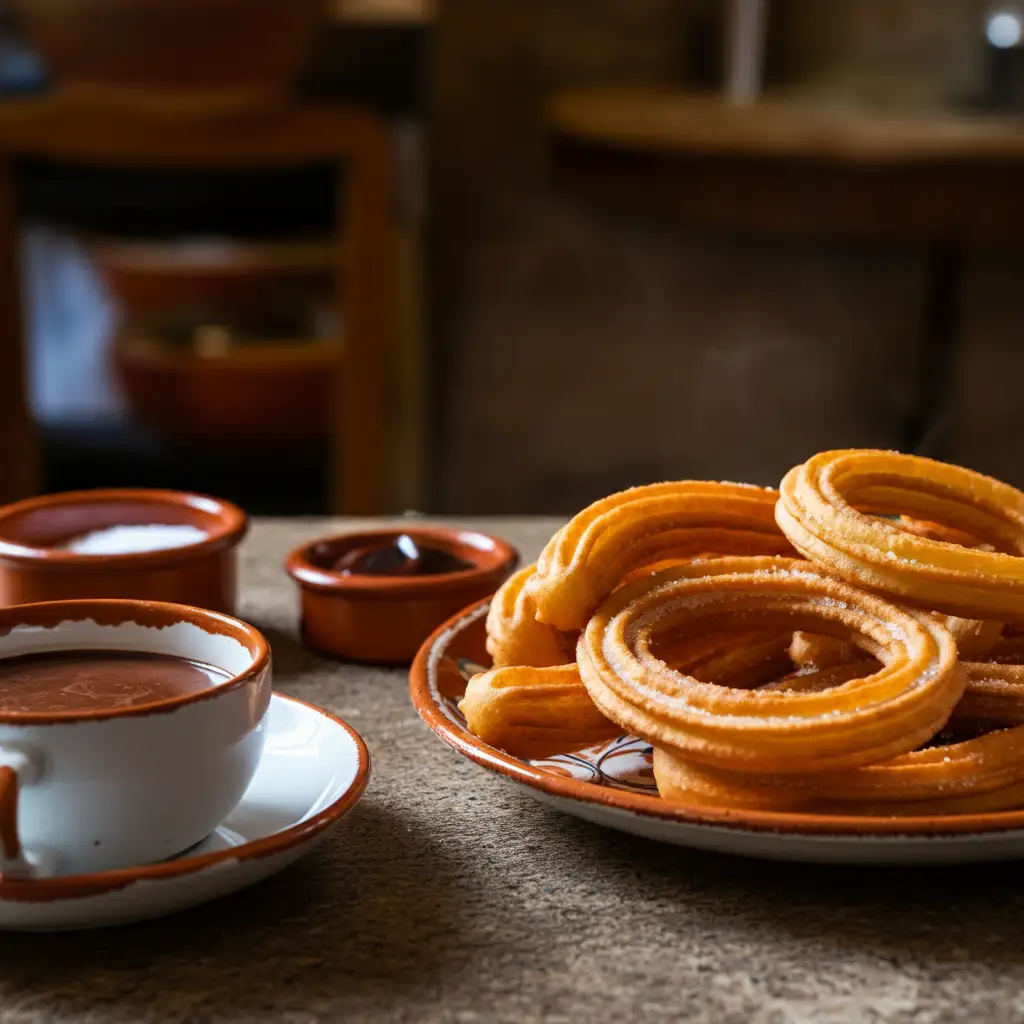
411 599 1024 865
0 693 369 930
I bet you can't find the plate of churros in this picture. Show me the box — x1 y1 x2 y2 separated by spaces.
410 450 1024 864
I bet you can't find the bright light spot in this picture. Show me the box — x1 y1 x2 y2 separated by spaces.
987 11 1022 48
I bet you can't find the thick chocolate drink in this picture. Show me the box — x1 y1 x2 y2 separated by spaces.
0 650 230 714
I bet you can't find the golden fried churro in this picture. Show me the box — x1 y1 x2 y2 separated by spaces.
527 482 795 632
651 733 1024 817
578 557 965 774
777 449 1024 622
652 659 1024 815
486 565 575 668
459 664 618 759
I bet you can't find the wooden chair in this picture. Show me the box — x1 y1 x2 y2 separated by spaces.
0 95 393 513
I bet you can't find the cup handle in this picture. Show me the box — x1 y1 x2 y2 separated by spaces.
0 747 40 879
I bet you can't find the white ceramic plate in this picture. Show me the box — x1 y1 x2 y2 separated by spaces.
411 600 1024 865
0 693 370 930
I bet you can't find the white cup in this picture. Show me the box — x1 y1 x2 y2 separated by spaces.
0 599 272 878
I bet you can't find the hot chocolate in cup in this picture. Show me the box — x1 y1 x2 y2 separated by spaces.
0 599 272 878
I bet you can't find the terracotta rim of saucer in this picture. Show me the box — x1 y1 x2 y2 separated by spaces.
411 598 1024 841
285 526 519 597
0 599 270 725
0 694 370 903
0 488 248 568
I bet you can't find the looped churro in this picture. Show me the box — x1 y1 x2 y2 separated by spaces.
655 661 1024 816
790 614 1002 668
898 516 994 550
579 557 965 773
955 661 1024 725
473 559 796 759
456 450 1024 819
527 481 795 631
777 449 1024 621
471 628 793 760
788 505 1004 665
486 564 575 668
475 558 796 759
460 625 792 761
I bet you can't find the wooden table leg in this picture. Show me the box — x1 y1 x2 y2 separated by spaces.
0 158 38 504
907 243 962 459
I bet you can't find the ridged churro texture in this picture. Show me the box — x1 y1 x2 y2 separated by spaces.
579 557 965 774
654 661 1024 816
526 481 795 632
458 664 618 759
460 452 1024 818
790 615 1002 667
777 449 1024 621
469 622 793 760
485 565 575 668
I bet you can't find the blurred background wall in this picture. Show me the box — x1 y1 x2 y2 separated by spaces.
4 0 1024 515
431 0 1024 512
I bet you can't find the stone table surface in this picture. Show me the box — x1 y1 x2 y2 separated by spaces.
2 518 1024 1024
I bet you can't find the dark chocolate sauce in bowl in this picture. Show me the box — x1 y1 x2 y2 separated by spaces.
332 534 474 577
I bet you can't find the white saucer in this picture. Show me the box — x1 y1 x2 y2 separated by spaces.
0 693 370 931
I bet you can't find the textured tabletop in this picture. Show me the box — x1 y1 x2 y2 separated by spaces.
2 518 1023 1024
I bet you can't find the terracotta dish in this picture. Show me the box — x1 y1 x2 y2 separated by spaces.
113 334 336 445
410 599 1024 864
0 489 247 613
92 239 336 319
286 527 518 664
95 238 338 446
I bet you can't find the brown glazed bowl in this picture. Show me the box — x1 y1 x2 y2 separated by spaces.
92 238 335 319
0 489 248 613
113 334 337 445
286 527 519 665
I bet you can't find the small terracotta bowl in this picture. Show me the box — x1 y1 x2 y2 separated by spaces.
285 526 519 664
0 489 248 614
